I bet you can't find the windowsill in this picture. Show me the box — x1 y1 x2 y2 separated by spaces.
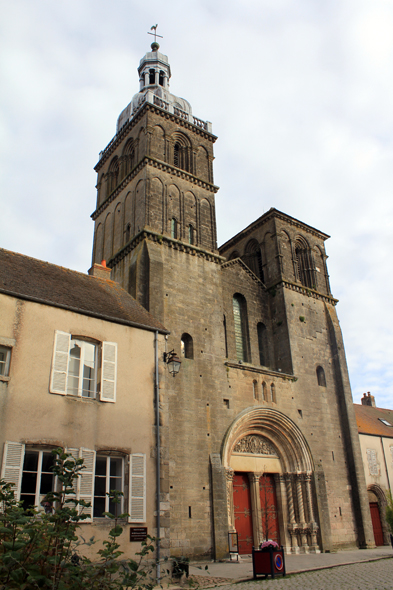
0 375 10 382
64 393 99 402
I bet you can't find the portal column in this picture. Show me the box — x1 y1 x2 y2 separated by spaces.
225 468 235 531
249 472 263 547
285 473 299 553
297 473 309 553
305 472 320 553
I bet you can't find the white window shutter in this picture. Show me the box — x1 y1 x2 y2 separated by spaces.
78 448 96 522
101 342 117 402
1 441 25 500
50 331 71 394
128 453 146 523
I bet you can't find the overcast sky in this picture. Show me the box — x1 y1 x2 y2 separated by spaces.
1 0 393 408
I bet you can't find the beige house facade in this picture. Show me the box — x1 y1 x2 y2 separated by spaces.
0 249 168 558
354 393 393 547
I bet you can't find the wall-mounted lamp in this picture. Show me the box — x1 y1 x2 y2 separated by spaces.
163 350 181 377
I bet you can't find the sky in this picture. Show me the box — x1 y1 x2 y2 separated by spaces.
1 0 393 408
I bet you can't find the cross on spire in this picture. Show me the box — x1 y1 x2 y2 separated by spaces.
148 24 163 44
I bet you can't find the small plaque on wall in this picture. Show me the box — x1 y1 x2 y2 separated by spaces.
130 527 148 542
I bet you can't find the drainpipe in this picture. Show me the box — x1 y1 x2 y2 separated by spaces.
155 331 160 584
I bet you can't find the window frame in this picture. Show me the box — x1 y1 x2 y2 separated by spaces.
67 338 98 398
20 448 57 512
94 455 125 518
0 345 11 378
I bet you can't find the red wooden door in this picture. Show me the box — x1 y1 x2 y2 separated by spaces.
259 474 280 544
370 502 384 546
233 473 254 554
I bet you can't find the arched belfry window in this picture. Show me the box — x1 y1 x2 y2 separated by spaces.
316 366 326 387
188 225 195 245
172 133 191 173
181 333 193 359
149 69 155 85
171 218 178 240
123 139 135 177
243 239 264 282
257 323 268 366
107 157 119 195
295 237 316 289
159 70 164 86
232 293 250 363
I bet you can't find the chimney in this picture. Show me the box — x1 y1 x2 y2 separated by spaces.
88 260 112 280
361 392 376 407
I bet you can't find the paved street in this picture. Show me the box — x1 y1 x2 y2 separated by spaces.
185 548 393 589
218 559 393 589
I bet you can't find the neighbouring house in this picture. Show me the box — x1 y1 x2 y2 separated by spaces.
354 393 393 546
0 248 168 558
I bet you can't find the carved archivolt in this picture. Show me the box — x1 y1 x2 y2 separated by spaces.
233 435 277 456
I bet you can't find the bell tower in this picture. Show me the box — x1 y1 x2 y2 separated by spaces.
91 41 219 319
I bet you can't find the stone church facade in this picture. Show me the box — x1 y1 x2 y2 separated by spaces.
91 42 374 558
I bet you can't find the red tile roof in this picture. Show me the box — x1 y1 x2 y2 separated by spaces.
0 248 168 334
353 403 393 438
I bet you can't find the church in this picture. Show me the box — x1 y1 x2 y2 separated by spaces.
90 40 375 558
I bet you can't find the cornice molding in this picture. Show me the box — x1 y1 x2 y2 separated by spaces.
219 208 329 253
224 361 296 380
269 279 338 305
107 229 225 268
95 102 217 172
91 157 219 220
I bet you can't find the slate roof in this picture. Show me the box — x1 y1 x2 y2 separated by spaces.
353 403 393 438
0 248 168 334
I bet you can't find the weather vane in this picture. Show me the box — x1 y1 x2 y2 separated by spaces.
148 24 163 44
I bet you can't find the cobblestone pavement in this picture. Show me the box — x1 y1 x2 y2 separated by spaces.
203 558 393 590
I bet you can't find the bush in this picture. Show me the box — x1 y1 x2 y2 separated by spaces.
0 448 155 590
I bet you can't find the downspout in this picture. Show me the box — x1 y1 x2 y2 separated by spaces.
155 331 160 583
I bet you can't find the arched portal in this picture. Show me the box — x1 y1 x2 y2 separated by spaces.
222 407 320 554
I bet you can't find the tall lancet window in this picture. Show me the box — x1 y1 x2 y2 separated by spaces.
295 237 316 289
233 294 249 363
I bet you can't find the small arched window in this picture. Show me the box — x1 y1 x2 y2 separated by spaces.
253 380 258 400
125 223 131 243
174 143 180 168
181 333 193 359
232 294 250 363
149 69 155 85
262 382 267 401
295 237 315 289
108 157 119 195
171 218 178 240
159 70 165 86
188 225 195 245
257 323 267 366
270 383 276 403
316 366 326 387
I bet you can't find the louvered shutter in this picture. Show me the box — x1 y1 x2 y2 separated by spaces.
128 454 146 523
1 441 25 500
64 447 79 509
101 342 117 402
50 331 71 394
78 448 95 521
